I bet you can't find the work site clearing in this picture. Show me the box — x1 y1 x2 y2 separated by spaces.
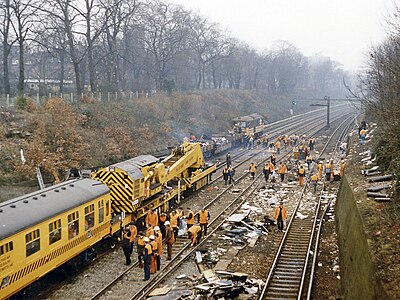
2 116 398 300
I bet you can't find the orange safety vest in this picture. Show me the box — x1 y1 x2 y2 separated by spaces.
199 210 209 224
187 211 195 225
269 162 275 172
188 225 202 244
129 225 137 243
156 233 163 256
278 164 287 174
159 214 167 223
311 174 318 182
249 164 256 172
146 212 158 227
274 206 287 220
146 227 154 237
325 163 332 172
275 141 281 148
137 236 145 246
170 213 179 228
298 168 305 176
144 243 152 255
150 240 158 253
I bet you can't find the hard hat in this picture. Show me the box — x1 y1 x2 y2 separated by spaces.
165 221 170 226
326 160 329 163
144 237 150 242
154 226 160 231
149 235 155 240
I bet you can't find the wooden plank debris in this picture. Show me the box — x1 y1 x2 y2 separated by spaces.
148 287 171 296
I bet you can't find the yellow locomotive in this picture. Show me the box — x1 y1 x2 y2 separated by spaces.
0 141 215 299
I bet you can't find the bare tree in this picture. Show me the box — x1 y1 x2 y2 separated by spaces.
189 15 234 89
100 0 138 92
0 0 15 94
138 0 190 91
9 0 39 95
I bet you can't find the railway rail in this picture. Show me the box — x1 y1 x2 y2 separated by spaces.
88 110 355 300
35 105 355 300
258 115 355 300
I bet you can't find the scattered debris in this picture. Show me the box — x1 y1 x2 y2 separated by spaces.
368 174 393 182
367 184 392 192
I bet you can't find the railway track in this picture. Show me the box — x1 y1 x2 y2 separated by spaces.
258 115 355 300
36 105 355 300
90 112 355 300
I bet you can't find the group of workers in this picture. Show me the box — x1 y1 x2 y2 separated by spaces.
122 206 210 281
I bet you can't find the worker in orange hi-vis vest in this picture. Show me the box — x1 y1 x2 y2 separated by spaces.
317 161 323 180
169 210 180 239
339 158 345 177
278 162 287 182
198 208 210 236
146 209 158 228
154 226 162 270
298 165 306 186
311 174 318 193
249 162 257 180
184 208 195 229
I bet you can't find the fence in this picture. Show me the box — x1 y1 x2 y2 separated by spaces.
0 90 155 108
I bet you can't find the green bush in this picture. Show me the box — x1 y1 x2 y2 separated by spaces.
15 96 28 110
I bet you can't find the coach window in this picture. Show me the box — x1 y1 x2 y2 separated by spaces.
98 200 105 223
68 211 79 239
49 219 62 244
105 200 110 216
25 229 40 257
0 241 13 256
85 204 95 230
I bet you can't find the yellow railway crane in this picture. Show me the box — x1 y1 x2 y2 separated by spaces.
92 140 216 221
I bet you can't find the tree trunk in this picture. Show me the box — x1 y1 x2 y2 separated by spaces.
17 38 24 95
2 41 10 95
59 48 65 94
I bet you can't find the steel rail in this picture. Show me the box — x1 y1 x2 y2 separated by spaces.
88 110 354 300
258 114 355 299
134 113 355 299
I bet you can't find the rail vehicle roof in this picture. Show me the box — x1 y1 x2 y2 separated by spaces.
110 155 158 180
0 178 109 240
232 113 263 122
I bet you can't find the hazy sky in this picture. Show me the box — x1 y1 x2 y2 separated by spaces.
171 0 397 71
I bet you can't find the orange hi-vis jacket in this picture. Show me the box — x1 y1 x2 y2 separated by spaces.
278 164 287 174
146 212 158 227
137 236 145 246
155 233 163 256
159 214 167 223
298 168 305 176
249 163 257 172
187 210 195 225
188 225 202 244
144 243 152 255
146 227 154 237
150 240 158 254
274 206 287 220
311 174 318 182
199 210 209 224
169 213 179 228
129 224 137 243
